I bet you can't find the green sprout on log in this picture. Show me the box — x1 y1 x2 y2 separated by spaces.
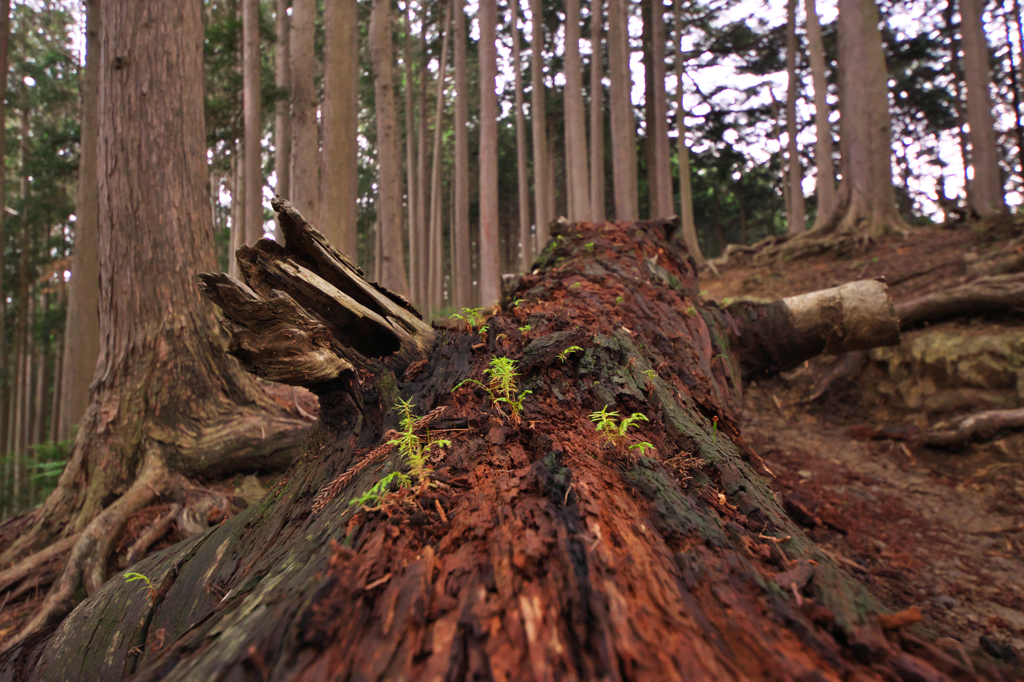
589 406 655 456
557 345 583 363
124 572 156 604
518 324 532 333
450 307 488 334
454 357 531 425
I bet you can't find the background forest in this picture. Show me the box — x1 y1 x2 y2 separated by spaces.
0 0 1018 517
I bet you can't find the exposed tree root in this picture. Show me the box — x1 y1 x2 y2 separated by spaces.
125 504 181 568
922 407 1024 447
0 533 79 595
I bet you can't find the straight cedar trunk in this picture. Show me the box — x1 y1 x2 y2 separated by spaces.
290 0 319 222
590 0 606 224
785 0 806 234
229 142 245 279
59 0 99 441
452 0 471 309
673 0 702 263
804 0 837 228
529 0 552 251
608 0 638 220
959 0 1007 216
7 198 976 681
274 0 291 229
403 2 420 305
478 0 500 307
320 0 360 260
427 1 452 317
644 0 672 219
242 0 263 246
512 0 533 270
0 0 309 654
416 18 429 306
563 0 591 223
0 0 9 466
369 0 411 297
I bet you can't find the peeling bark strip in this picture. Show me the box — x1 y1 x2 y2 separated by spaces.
719 279 901 377
8 217 975 681
199 198 435 384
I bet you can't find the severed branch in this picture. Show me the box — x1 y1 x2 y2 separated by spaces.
200 198 436 386
721 279 901 377
921 407 1024 448
895 272 1024 328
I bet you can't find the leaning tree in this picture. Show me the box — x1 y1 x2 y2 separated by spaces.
0 0 309 654
2 189 1001 679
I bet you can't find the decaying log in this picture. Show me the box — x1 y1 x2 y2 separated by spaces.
922 407 1024 447
6 215 1004 682
711 279 901 377
198 198 435 384
895 272 1024 328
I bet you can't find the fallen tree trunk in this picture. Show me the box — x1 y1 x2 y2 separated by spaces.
2 203 1003 681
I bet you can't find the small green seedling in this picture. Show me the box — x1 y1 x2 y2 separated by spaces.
570 281 582 290
615 295 625 306
124 572 156 604
454 357 532 425
629 441 656 457
712 415 719 442
518 324 532 333
589 406 651 454
584 242 595 252
685 306 696 317
512 298 525 307
450 307 488 333
557 345 583 363
641 368 657 392
349 471 412 508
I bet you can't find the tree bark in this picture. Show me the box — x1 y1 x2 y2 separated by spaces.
646 0 673 219
289 0 319 222
513 0 533 270
960 0 1007 216
1 208 957 681
453 0 471 308
530 0 552 250
590 0 607 224
403 1 420 304
59 0 99 442
564 0 592 223
673 0 702 264
804 0 837 228
242 0 263 246
369 0 412 298
608 0 639 220
428 1 452 317
416 16 429 305
479 0 501 307
274 0 291 223
0 0 310 653
785 0 806 235
320 0 360 259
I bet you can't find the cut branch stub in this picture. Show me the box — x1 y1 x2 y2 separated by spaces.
722 279 901 377
200 198 435 385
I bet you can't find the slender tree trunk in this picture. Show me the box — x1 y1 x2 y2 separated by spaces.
804 0 836 228
645 0 672 218
59 0 100 442
416 17 429 306
529 0 552 249
290 0 319 221
230 143 245 278
785 0 806 234
564 0 592 222
1004 6 1024 175
478 0 500 307
590 0 606 224
49 318 63 444
243 0 263 246
673 0 702 262
321 0 360 259
960 0 1007 216
608 0 638 220
369 0 412 297
513 0 533 270
274 0 291 236
404 1 420 304
428 1 452 317
453 0 470 309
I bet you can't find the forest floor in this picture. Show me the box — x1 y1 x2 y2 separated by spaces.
704 221 1024 667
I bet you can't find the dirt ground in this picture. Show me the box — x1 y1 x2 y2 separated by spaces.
703 222 1024 670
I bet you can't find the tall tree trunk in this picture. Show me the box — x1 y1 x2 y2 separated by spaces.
321 0 360 259
608 0 638 220
0 0 309 650
513 0 533 270
1004 5 1024 175
274 0 291 237
645 0 672 218
369 0 412 297
590 0 606 224
804 0 836 228
0 0 9 469
230 143 245 278
290 0 319 221
416 18 429 307
242 0 263 246
529 0 552 250
404 1 420 305
453 0 471 309
478 0 500 307
960 0 1007 216
428 1 452 317
564 0 591 222
673 0 702 262
785 0 806 234
59 0 100 442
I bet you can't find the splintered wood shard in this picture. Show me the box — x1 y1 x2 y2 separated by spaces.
199 198 435 386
